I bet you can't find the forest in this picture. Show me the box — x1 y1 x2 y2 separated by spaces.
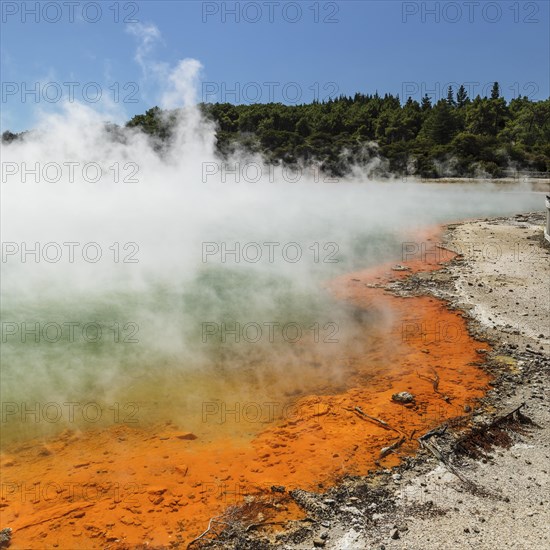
4 83 549 179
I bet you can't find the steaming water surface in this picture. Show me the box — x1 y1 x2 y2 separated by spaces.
0 106 546 445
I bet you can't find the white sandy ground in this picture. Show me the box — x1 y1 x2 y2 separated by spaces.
263 212 549 550
448 216 549 350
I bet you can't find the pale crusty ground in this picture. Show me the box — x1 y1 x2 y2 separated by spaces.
448 215 549 351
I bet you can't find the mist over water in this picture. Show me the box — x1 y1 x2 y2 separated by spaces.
0 59 546 445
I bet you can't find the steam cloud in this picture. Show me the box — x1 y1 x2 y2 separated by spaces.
0 26 546 444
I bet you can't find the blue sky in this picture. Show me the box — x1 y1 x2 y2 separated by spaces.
1 0 549 131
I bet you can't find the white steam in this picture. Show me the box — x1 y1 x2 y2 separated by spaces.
0 35 546 444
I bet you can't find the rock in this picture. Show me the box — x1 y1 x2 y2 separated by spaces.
391 528 400 539
0 528 12 546
174 432 198 440
313 538 326 547
313 403 330 417
290 489 327 516
392 265 411 272
339 505 361 515
392 392 415 404
147 486 167 495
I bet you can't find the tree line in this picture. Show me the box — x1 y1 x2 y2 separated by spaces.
4 82 549 179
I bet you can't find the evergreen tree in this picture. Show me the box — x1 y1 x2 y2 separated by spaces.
491 82 500 100
446 86 456 107
422 99 458 144
421 94 432 112
2 130 19 143
456 85 469 108
295 117 311 137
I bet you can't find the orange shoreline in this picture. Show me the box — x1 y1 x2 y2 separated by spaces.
0 225 491 549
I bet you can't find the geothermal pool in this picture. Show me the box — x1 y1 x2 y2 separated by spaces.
1 110 547 547
1 181 544 445
1 221 497 548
